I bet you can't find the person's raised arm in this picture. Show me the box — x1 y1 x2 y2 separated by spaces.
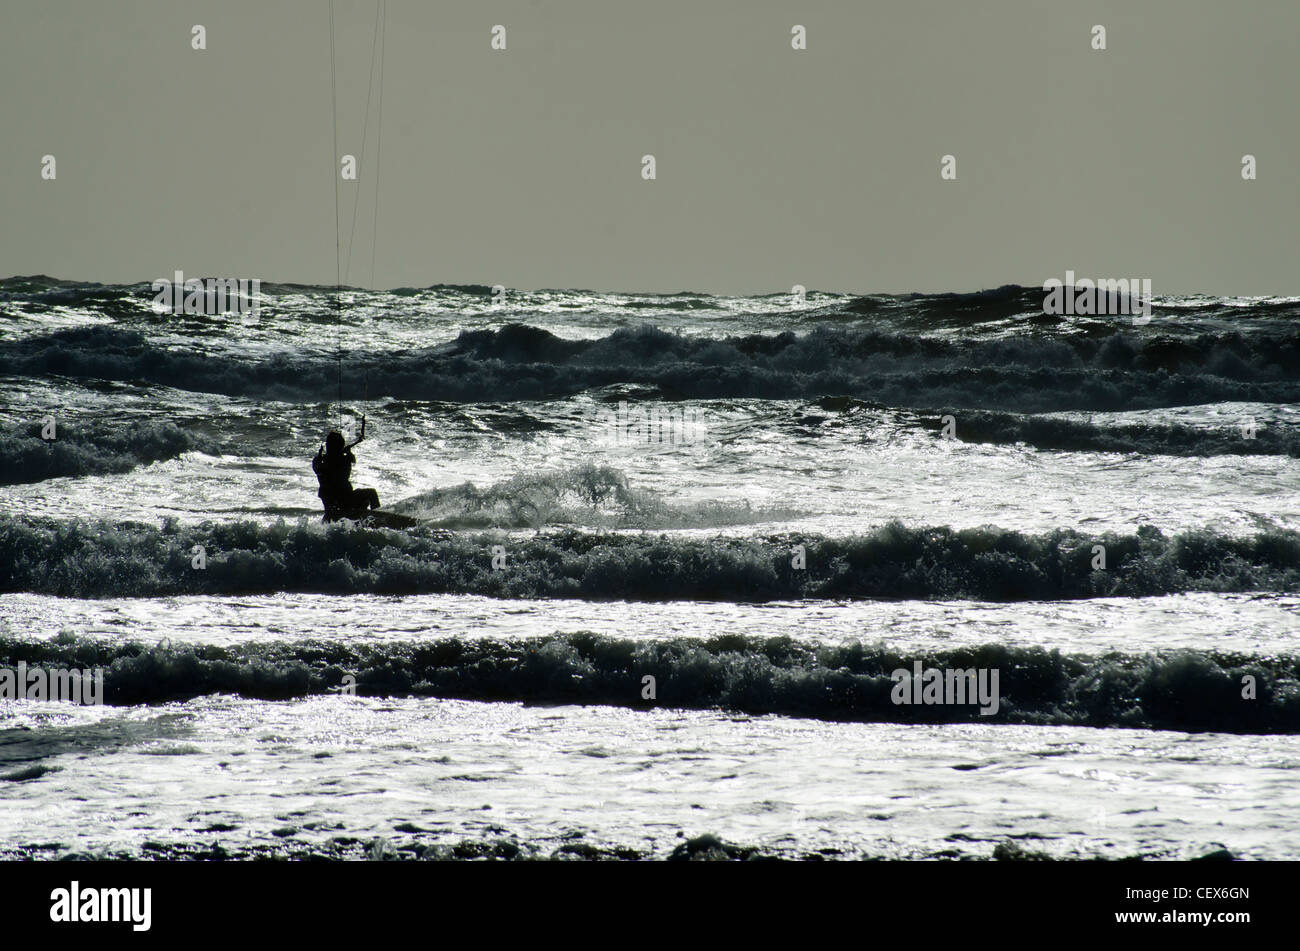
347 415 367 448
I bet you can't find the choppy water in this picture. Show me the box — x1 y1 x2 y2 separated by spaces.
2 278 1298 859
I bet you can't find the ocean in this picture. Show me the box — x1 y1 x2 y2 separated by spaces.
2 277 1298 860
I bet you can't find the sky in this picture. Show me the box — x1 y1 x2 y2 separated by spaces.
1 0 1296 295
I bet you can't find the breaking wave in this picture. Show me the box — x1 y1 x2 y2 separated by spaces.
4 317 1299 411
901 406 1300 457
8 420 221 484
2 516 1297 601
5 630 1298 733
388 463 802 529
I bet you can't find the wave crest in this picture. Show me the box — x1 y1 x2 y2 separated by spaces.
8 420 220 484
389 463 801 530
5 322 1299 410
2 516 1297 601
5 631 1297 733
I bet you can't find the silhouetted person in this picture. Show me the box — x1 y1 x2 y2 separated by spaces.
313 416 380 521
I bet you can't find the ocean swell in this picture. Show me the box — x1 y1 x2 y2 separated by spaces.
4 631 1297 733
4 322 1299 411
8 420 221 484
1 517 1297 601
906 407 1300 457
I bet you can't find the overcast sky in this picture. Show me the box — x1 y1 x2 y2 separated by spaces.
1 0 1296 295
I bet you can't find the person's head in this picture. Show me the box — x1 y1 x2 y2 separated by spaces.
325 431 344 454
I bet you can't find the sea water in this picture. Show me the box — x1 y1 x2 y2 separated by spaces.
1 280 1297 859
